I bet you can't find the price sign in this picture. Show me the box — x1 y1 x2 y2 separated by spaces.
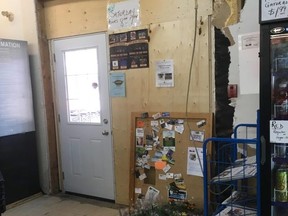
261 0 288 22
270 120 288 143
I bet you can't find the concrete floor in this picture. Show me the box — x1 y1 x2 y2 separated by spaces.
3 194 125 216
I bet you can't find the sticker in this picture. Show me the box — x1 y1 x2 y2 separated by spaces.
174 173 182 179
155 160 166 170
151 120 159 126
190 130 205 142
136 137 144 147
160 119 166 128
162 112 170 117
168 189 187 201
176 119 184 124
196 120 206 128
163 164 171 173
141 112 149 118
159 174 167 180
166 149 174 160
152 126 160 132
175 124 184 134
136 128 144 137
152 112 161 119
137 120 145 128
135 188 142 194
165 123 173 130
166 173 174 179
163 130 176 151
139 173 147 181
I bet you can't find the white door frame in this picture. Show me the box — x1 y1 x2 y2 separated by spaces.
49 32 115 199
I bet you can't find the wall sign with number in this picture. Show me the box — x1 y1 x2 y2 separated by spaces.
261 0 288 22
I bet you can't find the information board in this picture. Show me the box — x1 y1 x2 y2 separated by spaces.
0 39 35 137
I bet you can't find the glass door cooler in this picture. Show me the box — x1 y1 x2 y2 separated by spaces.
260 1 288 214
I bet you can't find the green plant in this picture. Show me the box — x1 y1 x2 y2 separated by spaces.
129 201 203 216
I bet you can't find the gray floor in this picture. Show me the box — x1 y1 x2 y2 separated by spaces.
3 194 125 216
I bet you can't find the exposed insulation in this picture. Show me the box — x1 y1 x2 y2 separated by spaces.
212 0 241 28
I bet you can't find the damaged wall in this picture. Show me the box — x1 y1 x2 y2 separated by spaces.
229 0 259 126
212 0 259 138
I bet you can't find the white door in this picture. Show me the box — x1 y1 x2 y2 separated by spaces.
51 33 115 200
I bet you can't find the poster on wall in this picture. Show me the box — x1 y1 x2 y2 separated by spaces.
109 29 149 70
109 72 126 97
107 0 140 30
238 32 259 94
187 147 204 177
155 59 174 87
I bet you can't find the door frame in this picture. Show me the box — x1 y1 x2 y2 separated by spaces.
48 32 115 194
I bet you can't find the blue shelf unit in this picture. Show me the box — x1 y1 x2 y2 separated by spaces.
203 119 261 215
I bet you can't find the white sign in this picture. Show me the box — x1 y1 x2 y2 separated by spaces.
238 32 260 94
270 120 288 143
187 147 204 177
261 0 288 22
107 0 140 30
155 59 174 87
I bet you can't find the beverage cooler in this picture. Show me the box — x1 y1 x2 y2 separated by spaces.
260 1 288 215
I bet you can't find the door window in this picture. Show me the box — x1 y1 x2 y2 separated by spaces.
64 48 101 124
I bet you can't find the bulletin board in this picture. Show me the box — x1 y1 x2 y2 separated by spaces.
129 112 213 208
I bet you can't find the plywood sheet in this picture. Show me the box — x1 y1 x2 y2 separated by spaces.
44 0 107 38
44 0 213 39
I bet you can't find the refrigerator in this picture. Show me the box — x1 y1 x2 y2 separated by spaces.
260 1 288 215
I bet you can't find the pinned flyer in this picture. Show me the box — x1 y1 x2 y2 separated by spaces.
152 112 161 119
163 164 171 173
190 130 205 142
139 173 147 181
144 186 160 203
159 174 167 180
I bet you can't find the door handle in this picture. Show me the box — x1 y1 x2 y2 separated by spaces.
260 135 266 165
102 130 109 136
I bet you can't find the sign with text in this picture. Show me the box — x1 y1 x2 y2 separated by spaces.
107 0 140 30
261 0 288 22
270 120 288 143
109 29 149 70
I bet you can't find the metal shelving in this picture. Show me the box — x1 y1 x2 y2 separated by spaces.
203 115 260 216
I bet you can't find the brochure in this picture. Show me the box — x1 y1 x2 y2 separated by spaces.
215 205 257 216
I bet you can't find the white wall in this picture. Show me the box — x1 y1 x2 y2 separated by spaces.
0 0 50 194
229 0 260 127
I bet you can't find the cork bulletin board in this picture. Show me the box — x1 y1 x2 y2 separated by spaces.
129 112 213 208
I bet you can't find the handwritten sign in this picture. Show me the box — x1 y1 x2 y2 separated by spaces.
270 120 288 143
261 0 288 22
107 0 140 30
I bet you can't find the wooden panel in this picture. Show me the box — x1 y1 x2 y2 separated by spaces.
129 112 213 208
42 0 214 205
44 0 213 39
44 0 108 39
35 1 60 193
